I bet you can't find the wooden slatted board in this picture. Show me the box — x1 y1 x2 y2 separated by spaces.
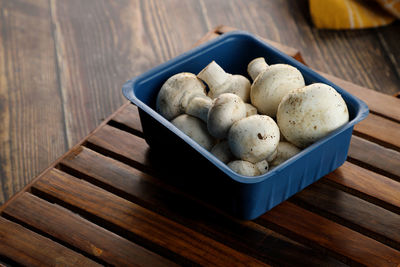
1 26 400 267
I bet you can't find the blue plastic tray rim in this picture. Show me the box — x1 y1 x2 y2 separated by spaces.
122 30 369 184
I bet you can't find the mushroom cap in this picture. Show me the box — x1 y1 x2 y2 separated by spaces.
210 140 234 164
209 75 251 103
245 103 258 117
207 93 247 139
228 160 261 177
156 73 206 120
171 114 215 150
228 115 280 163
250 64 305 117
277 83 349 148
255 160 269 175
270 142 301 168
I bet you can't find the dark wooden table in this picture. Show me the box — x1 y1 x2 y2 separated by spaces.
0 0 399 205
0 1 400 266
0 23 400 266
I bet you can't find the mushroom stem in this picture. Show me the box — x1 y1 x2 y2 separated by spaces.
247 57 268 81
185 95 212 123
197 61 230 92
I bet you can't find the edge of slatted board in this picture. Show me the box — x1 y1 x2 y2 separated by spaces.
1 26 400 267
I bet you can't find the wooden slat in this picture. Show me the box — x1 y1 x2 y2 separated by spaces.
326 161 400 214
86 124 151 172
32 168 268 267
0 216 100 267
3 192 176 267
349 135 400 179
258 202 400 267
294 181 400 250
111 103 143 134
354 113 400 150
59 146 347 266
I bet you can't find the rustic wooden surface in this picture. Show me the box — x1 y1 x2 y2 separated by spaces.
0 0 400 205
0 27 400 266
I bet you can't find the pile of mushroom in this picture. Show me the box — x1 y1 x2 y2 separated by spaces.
156 58 349 177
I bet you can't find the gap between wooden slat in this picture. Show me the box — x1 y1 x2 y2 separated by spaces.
0 255 21 267
1 212 108 266
2 192 176 267
0 216 101 267
256 202 400 267
56 146 348 266
290 182 400 251
323 161 400 215
31 169 269 267
29 186 196 266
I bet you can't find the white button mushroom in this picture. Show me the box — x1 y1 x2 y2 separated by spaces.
228 160 261 177
207 93 247 139
245 103 258 117
277 83 349 148
266 149 278 162
255 159 269 175
197 61 251 102
249 61 305 117
171 114 215 150
210 140 234 164
247 57 268 81
228 115 280 163
185 95 213 123
269 142 301 168
156 72 206 120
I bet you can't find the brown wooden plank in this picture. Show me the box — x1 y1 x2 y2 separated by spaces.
0 216 100 267
59 146 347 266
349 135 400 179
86 124 151 172
3 192 176 267
49 0 208 146
354 113 400 150
0 0 67 205
257 202 400 267
32 168 269 266
293 181 400 250
111 102 143 135
326 161 400 214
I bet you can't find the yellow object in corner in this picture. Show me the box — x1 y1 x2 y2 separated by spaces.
309 0 398 29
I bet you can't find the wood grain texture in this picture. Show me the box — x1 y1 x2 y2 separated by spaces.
354 113 400 150
1 0 399 205
294 181 400 250
3 192 176 267
349 136 400 179
258 202 400 267
326 161 400 214
32 168 269 267
0 0 66 204
59 146 346 266
0 216 101 266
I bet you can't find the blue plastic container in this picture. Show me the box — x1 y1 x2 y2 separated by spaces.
122 31 369 220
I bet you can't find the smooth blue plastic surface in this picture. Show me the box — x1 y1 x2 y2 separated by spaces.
122 31 369 220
